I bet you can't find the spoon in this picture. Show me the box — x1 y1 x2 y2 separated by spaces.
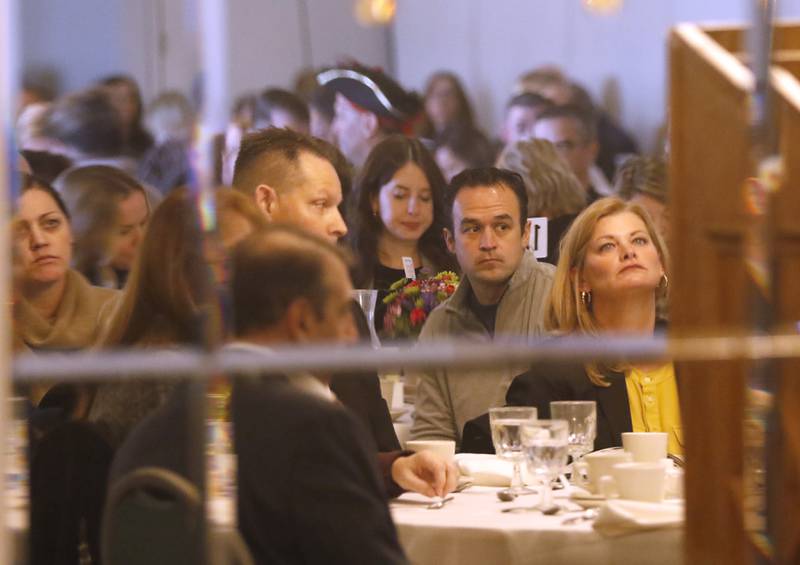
561 508 598 525
496 489 538 502
501 503 561 515
427 495 454 509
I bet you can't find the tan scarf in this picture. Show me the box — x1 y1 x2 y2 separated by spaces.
17 269 120 351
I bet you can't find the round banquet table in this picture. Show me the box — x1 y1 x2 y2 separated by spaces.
390 486 683 565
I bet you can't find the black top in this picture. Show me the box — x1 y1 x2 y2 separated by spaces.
461 360 632 454
543 213 578 267
466 289 499 336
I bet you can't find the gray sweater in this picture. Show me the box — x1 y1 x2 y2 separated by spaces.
409 251 555 447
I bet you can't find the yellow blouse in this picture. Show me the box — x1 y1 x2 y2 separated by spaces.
625 363 683 456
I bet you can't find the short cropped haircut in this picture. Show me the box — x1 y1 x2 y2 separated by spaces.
253 88 310 127
231 128 332 197
447 167 529 231
535 104 598 143
506 92 554 112
231 224 351 336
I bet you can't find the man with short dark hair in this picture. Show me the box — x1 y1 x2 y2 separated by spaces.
232 128 457 498
252 88 310 134
501 92 554 145
410 168 555 446
112 225 410 564
532 104 613 201
318 64 421 168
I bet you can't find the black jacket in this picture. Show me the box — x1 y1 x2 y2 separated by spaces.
461 360 632 454
111 378 407 565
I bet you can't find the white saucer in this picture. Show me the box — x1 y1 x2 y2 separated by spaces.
569 491 607 509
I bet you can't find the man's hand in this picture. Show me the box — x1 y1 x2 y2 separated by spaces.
390 451 459 498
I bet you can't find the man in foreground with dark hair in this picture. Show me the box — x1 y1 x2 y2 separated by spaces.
112 225 414 564
231 127 457 497
410 168 555 447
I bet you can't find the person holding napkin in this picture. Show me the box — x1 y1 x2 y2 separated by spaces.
463 197 681 456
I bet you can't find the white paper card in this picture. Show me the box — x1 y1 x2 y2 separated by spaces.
402 256 416 279
528 217 548 259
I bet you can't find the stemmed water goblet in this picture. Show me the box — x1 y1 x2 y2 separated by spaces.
489 407 537 497
549 401 597 476
521 419 569 512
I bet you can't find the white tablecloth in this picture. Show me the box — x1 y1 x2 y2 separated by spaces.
390 487 683 565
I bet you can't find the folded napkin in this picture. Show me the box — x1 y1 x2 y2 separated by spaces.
455 453 535 487
593 499 684 537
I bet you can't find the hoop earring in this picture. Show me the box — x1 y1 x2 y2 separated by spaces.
580 290 592 307
659 274 669 289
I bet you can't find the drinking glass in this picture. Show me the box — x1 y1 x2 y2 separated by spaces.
522 419 569 511
549 401 596 463
351 289 380 347
489 407 538 496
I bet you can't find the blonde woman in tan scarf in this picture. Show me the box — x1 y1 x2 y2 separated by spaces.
13 175 119 413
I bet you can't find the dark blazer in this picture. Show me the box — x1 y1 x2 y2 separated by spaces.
461 360 632 454
331 301 400 453
111 378 407 565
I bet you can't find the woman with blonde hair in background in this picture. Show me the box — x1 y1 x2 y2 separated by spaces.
496 138 587 265
56 165 150 289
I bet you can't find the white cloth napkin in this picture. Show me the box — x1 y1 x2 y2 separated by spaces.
593 499 684 537
455 454 535 487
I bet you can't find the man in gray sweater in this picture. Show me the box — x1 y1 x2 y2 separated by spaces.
410 168 555 447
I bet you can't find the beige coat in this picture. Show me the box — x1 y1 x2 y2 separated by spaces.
409 251 555 447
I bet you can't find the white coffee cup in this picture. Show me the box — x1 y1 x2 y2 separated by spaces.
573 450 632 493
622 432 668 463
601 462 667 502
405 440 456 460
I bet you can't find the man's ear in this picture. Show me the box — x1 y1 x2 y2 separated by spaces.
588 139 600 161
284 298 315 343
361 112 380 139
521 219 531 248
443 227 456 254
254 184 279 221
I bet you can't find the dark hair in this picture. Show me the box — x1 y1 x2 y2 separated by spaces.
253 88 309 129
435 124 495 169
97 75 153 157
231 225 349 336
232 127 333 196
19 150 72 185
347 135 456 287
309 85 336 121
42 88 125 158
447 167 528 230
422 71 475 135
506 92 554 112
535 104 598 143
19 173 70 219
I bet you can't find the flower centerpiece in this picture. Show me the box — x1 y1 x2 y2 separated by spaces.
382 271 459 339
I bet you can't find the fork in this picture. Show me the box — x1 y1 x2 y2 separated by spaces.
427 495 454 509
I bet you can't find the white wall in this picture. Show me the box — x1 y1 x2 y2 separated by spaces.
20 0 391 106
393 0 800 152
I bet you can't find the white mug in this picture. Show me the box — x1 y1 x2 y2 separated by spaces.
600 462 667 502
573 450 632 493
622 432 668 462
405 440 456 460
